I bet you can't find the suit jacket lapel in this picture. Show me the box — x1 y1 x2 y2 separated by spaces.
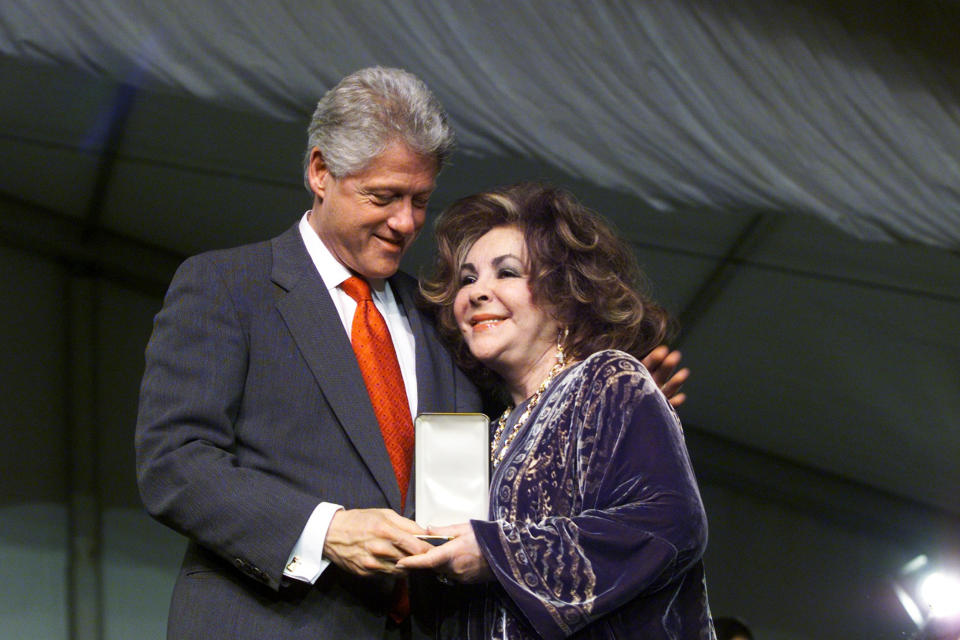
271 225 402 510
392 276 450 416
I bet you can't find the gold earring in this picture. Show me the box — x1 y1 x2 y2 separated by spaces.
556 327 568 366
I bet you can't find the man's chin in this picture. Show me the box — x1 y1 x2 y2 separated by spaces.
355 259 403 280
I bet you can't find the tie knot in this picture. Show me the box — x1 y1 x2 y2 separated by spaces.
341 276 372 302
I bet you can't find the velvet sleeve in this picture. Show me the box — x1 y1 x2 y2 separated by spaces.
471 353 708 639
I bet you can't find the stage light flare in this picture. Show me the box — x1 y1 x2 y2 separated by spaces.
919 571 960 620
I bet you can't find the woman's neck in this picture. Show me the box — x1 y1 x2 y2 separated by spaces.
503 349 570 406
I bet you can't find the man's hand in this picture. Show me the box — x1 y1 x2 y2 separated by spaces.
323 508 431 576
395 522 492 584
642 345 690 408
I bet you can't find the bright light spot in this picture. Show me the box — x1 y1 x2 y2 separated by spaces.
894 581 925 628
902 555 929 575
920 571 960 619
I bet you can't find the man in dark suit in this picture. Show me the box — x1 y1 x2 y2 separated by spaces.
135 67 479 639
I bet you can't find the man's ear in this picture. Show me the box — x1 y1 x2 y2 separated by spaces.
307 147 330 200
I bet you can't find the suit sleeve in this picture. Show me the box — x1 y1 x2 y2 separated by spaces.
135 253 319 591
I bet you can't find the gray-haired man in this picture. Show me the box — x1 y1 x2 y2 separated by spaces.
136 67 480 639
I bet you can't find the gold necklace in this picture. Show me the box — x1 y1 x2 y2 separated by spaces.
490 360 565 467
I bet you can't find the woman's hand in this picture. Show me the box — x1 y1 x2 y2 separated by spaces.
395 522 493 584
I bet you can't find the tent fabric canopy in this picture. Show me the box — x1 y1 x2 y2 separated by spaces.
1 0 959 519
3 0 959 248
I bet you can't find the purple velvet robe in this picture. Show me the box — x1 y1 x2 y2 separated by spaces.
440 350 715 640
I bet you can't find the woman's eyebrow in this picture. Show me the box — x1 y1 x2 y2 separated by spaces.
459 254 522 273
491 254 521 266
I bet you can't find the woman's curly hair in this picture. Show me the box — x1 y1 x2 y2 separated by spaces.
420 181 675 389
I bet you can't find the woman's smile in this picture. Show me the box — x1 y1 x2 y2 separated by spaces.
468 313 508 331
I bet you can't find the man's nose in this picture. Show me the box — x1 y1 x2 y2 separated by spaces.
388 200 421 235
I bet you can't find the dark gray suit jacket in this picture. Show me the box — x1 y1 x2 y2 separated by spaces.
135 223 481 639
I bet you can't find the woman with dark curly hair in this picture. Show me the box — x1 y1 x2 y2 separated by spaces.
398 182 714 639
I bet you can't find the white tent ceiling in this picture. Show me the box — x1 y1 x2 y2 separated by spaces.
1 0 958 596
4 0 960 247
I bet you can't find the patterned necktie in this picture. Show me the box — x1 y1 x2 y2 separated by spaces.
341 276 414 623
340 276 414 510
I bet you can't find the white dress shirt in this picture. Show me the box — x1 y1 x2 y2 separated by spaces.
284 212 419 583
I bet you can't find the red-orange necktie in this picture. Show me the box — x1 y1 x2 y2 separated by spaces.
341 276 414 623
340 276 415 509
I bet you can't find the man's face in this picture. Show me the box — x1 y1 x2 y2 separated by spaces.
307 142 438 279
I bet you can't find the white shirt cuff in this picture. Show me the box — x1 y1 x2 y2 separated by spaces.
284 502 343 583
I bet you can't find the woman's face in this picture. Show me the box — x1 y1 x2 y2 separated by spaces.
453 225 560 383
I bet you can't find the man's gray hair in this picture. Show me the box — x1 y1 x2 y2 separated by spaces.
303 66 454 188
